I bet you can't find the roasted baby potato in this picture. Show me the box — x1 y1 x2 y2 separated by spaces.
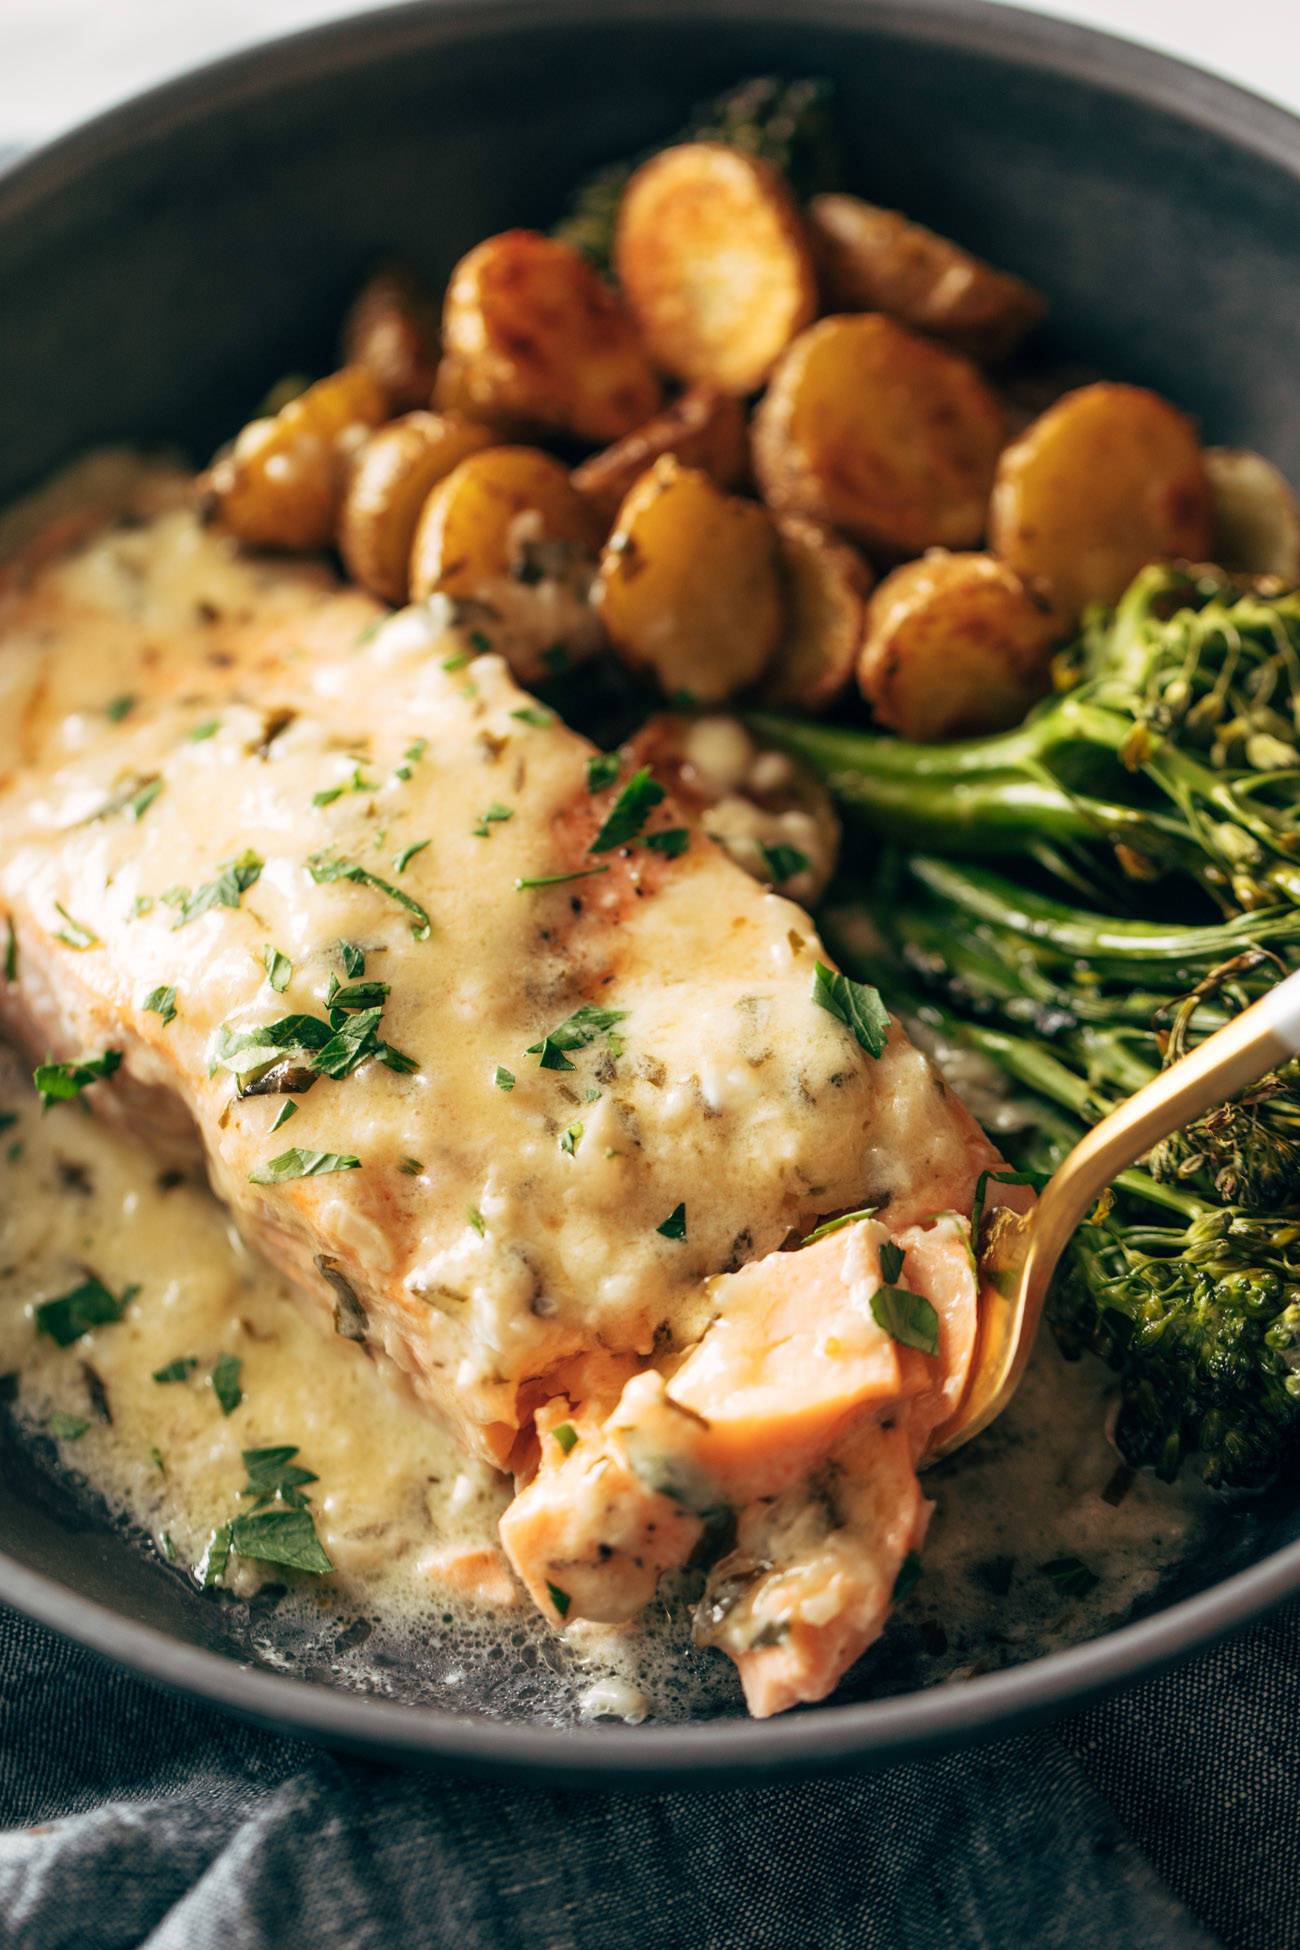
988 382 1214 626
858 550 1058 740
758 514 873 713
615 144 817 395
628 712 840 907
409 445 602 603
596 459 785 704
808 195 1045 364
206 367 388 551
572 386 749 523
1205 447 1300 583
435 229 661 444
752 314 1007 556
339 411 498 604
342 264 441 411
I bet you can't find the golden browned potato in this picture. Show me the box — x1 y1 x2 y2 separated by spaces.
808 195 1045 364
596 458 785 704
206 367 388 550
435 229 661 444
752 314 1006 556
342 264 441 411
988 382 1214 625
339 411 497 604
409 444 601 600
757 514 873 713
615 144 817 395
1205 448 1300 582
572 386 749 523
858 551 1058 740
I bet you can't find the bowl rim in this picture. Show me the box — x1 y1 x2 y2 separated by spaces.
2 0 1299 1782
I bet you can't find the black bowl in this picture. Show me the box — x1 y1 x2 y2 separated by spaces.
2 0 1299 1784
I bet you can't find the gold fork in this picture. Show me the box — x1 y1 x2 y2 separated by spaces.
926 967 1300 1463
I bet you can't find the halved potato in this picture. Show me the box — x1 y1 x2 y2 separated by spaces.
752 314 1006 556
572 386 749 523
206 367 388 550
342 264 441 411
808 195 1045 364
858 550 1058 740
988 382 1213 625
596 458 784 704
1206 447 1300 582
408 445 602 602
435 229 661 444
758 514 873 713
615 143 817 395
339 411 497 604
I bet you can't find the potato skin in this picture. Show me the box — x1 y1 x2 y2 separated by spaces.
408 444 601 602
436 229 661 444
342 265 441 411
758 514 873 713
596 458 785 705
615 143 817 395
988 382 1213 625
339 411 497 604
207 367 388 551
858 550 1058 741
572 386 749 524
1205 447 1300 583
752 314 1007 556
808 195 1045 364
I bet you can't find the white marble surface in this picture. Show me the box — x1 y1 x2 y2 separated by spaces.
0 0 1298 144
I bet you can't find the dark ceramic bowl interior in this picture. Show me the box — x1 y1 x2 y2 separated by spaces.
1 0 1299 1783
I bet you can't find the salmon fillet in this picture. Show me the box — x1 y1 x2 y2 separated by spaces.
0 465 1023 1713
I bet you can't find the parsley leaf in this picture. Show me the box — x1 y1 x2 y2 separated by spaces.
812 962 891 1058
4 917 15 982
559 1121 584 1155
392 838 430 873
515 866 610 891
646 827 689 858
589 766 665 853
1041 1555 1100 1598
229 1507 333 1575
546 1580 572 1619
143 984 177 1026
104 694 135 722
759 842 809 884
657 1203 687 1241
152 1356 198 1383
466 1206 486 1236
306 852 431 941
53 902 99 951
339 940 366 978
264 946 292 993
188 717 221 742
200 1524 231 1587
49 1411 90 1441
870 1284 940 1356
879 1240 905 1284
494 1066 515 1092
553 1422 579 1455
270 1101 298 1132
511 706 554 729
802 1207 877 1246
248 1148 361 1185
526 1002 627 1072
35 1275 137 1346
586 753 620 793
167 851 263 929
240 1444 318 1507
211 1352 243 1416
34 1050 121 1108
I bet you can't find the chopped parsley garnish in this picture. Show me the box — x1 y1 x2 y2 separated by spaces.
546 1580 572 1619
1041 1555 1100 1599
104 694 135 723
339 940 366 978
472 802 514 838
200 1524 231 1587
216 977 412 1094
802 1207 877 1246
879 1240 905 1284
467 630 492 655
230 1507 333 1575
33 1050 121 1108
559 1121 584 1155
812 961 891 1058
150 1446 166 1474
586 753 620 793
187 717 221 742
126 777 164 822
91 773 164 822
306 852 431 941
211 1352 243 1416
494 1066 515 1092
526 1002 627 1072
441 649 472 673
264 946 292 993
589 766 665 853
270 1101 298 1132
870 1280 939 1357
34 1275 137 1346
166 850 263 929
49 1411 90 1441
657 1202 687 1241
511 706 554 729
143 984 177 1026
4 918 15 982
466 1205 486 1236
392 838 430 873
241 1444 317 1506
646 827 689 858
553 1422 579 1456
397 1156 423 1176
313 767 378 808
131 895 154 918
53 902 99 951
152 1357 198 1384
515 866 610 891
759 842 810 884
248 1148 361 1185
